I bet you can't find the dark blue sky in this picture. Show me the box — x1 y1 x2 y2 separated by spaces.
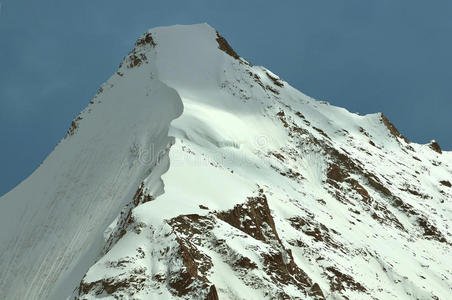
1 0 451 196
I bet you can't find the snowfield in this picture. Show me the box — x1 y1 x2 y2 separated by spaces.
0 24 451 300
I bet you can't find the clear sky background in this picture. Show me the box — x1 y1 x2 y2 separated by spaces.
1 0 451 196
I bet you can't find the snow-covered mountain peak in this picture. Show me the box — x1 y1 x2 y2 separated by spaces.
1 24 451 300
119 23 242 88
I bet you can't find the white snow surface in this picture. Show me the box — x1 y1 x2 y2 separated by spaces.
0 24 451 300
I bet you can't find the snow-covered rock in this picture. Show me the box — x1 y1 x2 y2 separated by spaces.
1 24 451 300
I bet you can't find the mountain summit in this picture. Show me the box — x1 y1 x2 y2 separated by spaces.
1 24 451 300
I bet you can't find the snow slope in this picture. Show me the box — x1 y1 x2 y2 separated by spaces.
1 24 451 300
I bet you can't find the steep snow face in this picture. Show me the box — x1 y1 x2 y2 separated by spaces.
0 40 183 299
1 24 452 300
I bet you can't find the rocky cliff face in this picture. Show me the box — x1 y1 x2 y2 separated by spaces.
1 24 451 300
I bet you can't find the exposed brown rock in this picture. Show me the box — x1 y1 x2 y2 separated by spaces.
165 215 216 298
288 216 343 250
295 111 306 120
127 53 148 69
359 127 370 137
370 204 405 231
327 163 348 182
67 121 78 136
261 250 312 293
168 237 211 297
65 116 83 138
440 180 451 188
216 190 325 298
269 151 285 162
78 268 147 297
346 178 372 204
381 113 409 143
276 110 290 128
322 144 409 230
216 31 239 60
429 140 442 154
250 72 266 89
266 71 284 87
153 273 165 283
392 197 417 217
327 147 360 174
266 85 280 95
206 285 219 300
279 168 303 181
135 32 156 47
169 214 214 244
132 182 153 206
247 71 281 94
233 256 258 269
313 127 330 139
364 173 392 197
289 123 309 137
417 218 448 244
216 189 280 243
310 283 325 298
400 186 430 199
325 266 367 293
